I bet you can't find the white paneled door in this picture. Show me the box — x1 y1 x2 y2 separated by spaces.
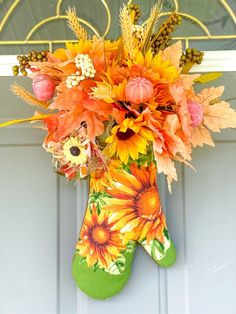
0 55 236 314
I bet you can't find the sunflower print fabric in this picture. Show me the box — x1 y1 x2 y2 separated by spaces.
72 159 176 299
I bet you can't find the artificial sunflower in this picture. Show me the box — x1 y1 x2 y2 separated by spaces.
45 133 90 178
105 162 166 243
76 205 126 270
62 136 88 166
105 116 154 164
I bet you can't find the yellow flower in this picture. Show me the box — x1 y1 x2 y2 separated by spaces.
127 49 180 83
90 169 111 193
66 40 92 56
105 162 166 243
76 205 126 270
62 136 88 166
105 116 154 164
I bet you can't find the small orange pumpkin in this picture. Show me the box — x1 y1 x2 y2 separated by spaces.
125 77 154 104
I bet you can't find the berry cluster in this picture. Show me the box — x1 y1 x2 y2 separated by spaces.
132 24 144 41
12 50 48 76
151 13 182 54
66 72 82 89
129 3 141 23
180 48 204 67
66 54 96 89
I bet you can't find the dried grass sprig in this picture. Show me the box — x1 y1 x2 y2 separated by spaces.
10 83 49 109
141 1 163 52
91 85 114 103
120 5 135 58
66 7 88 40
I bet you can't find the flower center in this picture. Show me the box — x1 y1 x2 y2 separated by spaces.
116 128 135 140
136 187 161 218
70 146 81 156
92 225 110 245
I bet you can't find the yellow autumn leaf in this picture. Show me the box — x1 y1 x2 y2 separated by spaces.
203 101 236 132
0 114 51 128
195 72 222 84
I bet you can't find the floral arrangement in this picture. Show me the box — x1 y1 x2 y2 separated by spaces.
2 2 236 299
4 5 236 189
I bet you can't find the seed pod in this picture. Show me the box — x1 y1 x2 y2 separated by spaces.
179 48 204 67
151 12 182 54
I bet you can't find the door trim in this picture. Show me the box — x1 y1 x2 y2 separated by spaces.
0 51 236 76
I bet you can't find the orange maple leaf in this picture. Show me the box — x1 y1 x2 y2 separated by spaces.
47 85 113 141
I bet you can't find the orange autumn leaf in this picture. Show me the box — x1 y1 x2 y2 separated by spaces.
203 101 236 132
159 41 182 71
112 79 127 101
191 124 215 148
178 74 201 90
162 114 192 161
197 86 224 107
51 87 88 111
190 86 236 147
44 113 64 143
153 147 177 192
170 85 192 138
29 60 77 80
83 98 114 118
46 108 106 142
48 86 113 141
113 107 126 124
51 49 69 62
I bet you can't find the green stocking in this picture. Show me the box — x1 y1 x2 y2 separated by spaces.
72 159 176 299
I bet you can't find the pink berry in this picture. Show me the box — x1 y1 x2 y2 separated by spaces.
32 74 55 101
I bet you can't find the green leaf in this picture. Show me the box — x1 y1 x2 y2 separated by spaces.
151 239 165 261
152 239 164 254
93 262 100 273
125 241 136 253
163 228 170 240
79 257 86 264
194 72 222 84
123 164 131 173
100 199 106 206
114 256 126 273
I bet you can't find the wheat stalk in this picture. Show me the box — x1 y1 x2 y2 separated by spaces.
120 5 135 58
91 85 114 103
66 7 88 40
10 83 50 109
141 1 163 52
